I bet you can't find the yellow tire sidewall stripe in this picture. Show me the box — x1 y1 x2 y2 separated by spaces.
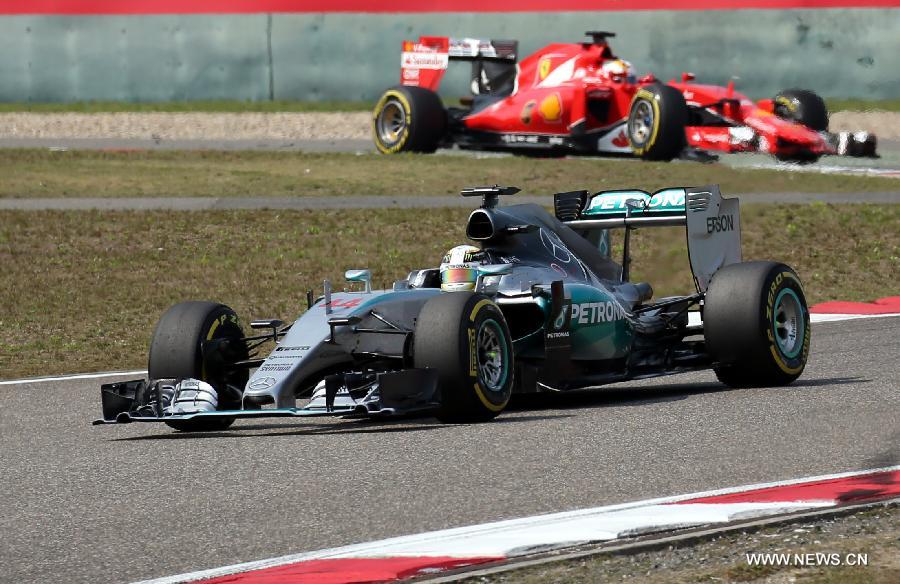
373 90 412 154
766 271 810 375
468 298 510 412
629 88 661 155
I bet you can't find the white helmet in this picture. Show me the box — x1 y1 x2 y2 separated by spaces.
602 59 634 83
440 244 485 292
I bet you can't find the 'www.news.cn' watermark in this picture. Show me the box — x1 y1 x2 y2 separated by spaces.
746 552 869 567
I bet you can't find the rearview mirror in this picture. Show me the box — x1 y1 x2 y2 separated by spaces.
345 269 372 293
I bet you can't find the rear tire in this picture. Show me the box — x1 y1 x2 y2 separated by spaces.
373 86 447 153
414 293 513 423
148 301 248 431
627 84 688 161
704 262 810 387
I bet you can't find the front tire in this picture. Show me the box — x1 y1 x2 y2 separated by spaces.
704 262 810 387
774 89 828 132
148 301 248 431
627 84 688 161
373 86 447 153
414 293 514 423
773 89 828 163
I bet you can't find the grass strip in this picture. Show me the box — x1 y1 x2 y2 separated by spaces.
1 149 896 199
1 203 897 379
0 99 897 113
825 98 900 113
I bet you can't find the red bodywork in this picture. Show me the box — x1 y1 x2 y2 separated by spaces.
399 35 837 158
672 81 832 157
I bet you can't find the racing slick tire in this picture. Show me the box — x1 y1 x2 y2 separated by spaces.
148 301 249 431
774 89 828 132
626 84 688 161
414 293 514 423
704 262 810 388
773 89 828 163
373 85 447 154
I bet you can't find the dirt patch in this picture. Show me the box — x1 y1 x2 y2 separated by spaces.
830 112 900 141
0 112 372 141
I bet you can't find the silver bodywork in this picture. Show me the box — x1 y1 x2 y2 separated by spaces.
243 288 440 408
96 184 745 426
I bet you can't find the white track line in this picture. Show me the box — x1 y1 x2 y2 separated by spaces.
686 311 900 327
808 312 900 322
0 370 146 386
134 465 899 584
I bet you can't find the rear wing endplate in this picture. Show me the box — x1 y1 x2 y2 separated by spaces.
558 185 741 292
401 36 517 90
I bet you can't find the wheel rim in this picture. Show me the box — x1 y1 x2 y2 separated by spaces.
376 98 407 146
476 319 508 392
772 288 805 358
628 100 654 146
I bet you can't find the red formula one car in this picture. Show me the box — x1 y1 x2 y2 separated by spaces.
373 32 876 163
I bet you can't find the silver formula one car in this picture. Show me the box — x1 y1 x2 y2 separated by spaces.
95 185 810 431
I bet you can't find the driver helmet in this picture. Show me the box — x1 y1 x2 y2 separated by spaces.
602 59 634 83
440 244 486 292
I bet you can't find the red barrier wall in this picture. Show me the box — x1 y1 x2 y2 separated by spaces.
6 0 899 16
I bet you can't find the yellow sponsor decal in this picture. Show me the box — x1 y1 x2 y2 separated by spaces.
539 57 552 80
468 328 477 377
765 272 784 322
538 93 562 123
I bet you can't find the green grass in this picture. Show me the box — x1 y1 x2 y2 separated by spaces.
826 98 900 113
0 149 896 199
1 203 897 379
0 98 896 113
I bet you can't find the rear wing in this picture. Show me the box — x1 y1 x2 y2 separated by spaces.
401 35 517 91
556 185 741 292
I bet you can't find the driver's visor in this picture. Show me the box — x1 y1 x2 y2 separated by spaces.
441 267 479 285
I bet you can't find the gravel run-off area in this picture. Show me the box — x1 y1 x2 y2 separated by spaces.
0 111 897 141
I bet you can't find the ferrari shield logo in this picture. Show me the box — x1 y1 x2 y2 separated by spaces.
539 57 552 80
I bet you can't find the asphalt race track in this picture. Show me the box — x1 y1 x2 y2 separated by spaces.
0 137 898 177
1 316 898 584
